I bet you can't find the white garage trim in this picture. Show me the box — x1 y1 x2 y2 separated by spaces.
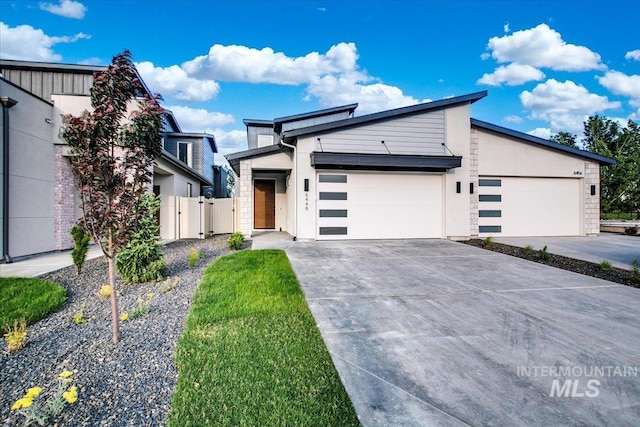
316 171 444 240
478 176 582 237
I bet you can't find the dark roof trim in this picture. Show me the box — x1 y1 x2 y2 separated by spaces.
0 58 106 74
243 119 273 127
273 103 358 125
470 118 616 166
164 132 217 153
283 91 488 142
159 150 212 186
225 144 290 175
310 152 462 172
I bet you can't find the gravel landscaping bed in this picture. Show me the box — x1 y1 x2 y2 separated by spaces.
464 239 640 288
1 235 248 426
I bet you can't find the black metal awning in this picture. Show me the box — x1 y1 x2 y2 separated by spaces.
310 152 462 172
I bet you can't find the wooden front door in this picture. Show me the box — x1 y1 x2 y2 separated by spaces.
254 180 275 229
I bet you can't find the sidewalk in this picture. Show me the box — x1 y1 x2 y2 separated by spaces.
0 246 104 278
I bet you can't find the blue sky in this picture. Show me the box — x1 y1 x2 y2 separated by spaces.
1 0 639 162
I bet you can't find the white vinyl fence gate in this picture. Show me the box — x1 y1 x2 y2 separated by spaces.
177 197 235 239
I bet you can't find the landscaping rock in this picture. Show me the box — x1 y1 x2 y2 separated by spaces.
0 235 244 426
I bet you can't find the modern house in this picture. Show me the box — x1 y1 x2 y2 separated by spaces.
0 59 214 261
227 91 615 241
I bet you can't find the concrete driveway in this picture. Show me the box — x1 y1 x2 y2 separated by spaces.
283 239 640 426
495 233 640 271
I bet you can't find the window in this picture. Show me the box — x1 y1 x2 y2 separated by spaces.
187 183 192 197
257 135 274 148
177 142 193 167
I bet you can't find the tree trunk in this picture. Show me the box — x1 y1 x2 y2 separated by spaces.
108 235 120 344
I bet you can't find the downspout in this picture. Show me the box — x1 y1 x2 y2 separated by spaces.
279 137 297 240
1 96 18 263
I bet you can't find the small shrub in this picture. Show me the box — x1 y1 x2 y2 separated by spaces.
600 260 612 271
10 371 78 425
227 232 245 250
481 237 493 248
539 245 550 261
70 303 87 325
624 227 638 236
4 318 27 353
523 245 533 254
98 285 111 300
70 225 90 275
632 260 639 282
116 193 167 283
161 276 180 293
128 294 153 320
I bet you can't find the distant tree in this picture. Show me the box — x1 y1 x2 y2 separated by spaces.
550 131 578 148
62 51 164 344
584 115 640 217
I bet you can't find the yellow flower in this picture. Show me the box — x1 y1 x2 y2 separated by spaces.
11 397 33 410
147 293 154 298
25 387 42 398
120 312 128 322
62 386 78 404
59 370 73 379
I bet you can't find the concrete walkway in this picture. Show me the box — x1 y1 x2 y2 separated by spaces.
253 235 640 426
0 245 105 278
495 233 640 271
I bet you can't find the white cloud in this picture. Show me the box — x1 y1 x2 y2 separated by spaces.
182 42 359 85
484 23 605 71
477 63 545 86
527 128 552 139
39 0 87 19
0 22 90 61
520 79 620 134
166 105 235 133
306 73 429 115
136 62 220 102
625 49 640 61
503 23 510 33
212 129 247 160
596 70 640 101
503 115 523 124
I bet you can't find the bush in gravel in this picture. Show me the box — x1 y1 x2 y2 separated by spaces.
70 303 87 325
187 248 205 268
600 260 612 271
481 237 493 248
539 245 550 261
523 245 533 254
70 225 90 275
4 319 27 353
128 294 153 320
227 232 245 250
10 371 78 426
116 193 167 284
98 285 111 300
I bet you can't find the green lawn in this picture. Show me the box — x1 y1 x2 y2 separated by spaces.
0 277 67 329
168 250 359 426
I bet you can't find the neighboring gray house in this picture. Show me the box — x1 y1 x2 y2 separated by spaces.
0 59 212 261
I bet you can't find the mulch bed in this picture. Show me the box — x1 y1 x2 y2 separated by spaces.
464 239 640 288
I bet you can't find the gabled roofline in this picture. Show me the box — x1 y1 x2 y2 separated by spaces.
282 91 488 143
470 118 616 166
225 144 289 175
0 76 53 105
0 58 154 98
159 150 213 186
243 119 273 127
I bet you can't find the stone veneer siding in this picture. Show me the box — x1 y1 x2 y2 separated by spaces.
469 127 479 237
584 161 600 236
238 159 253 238
54 145 75 250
